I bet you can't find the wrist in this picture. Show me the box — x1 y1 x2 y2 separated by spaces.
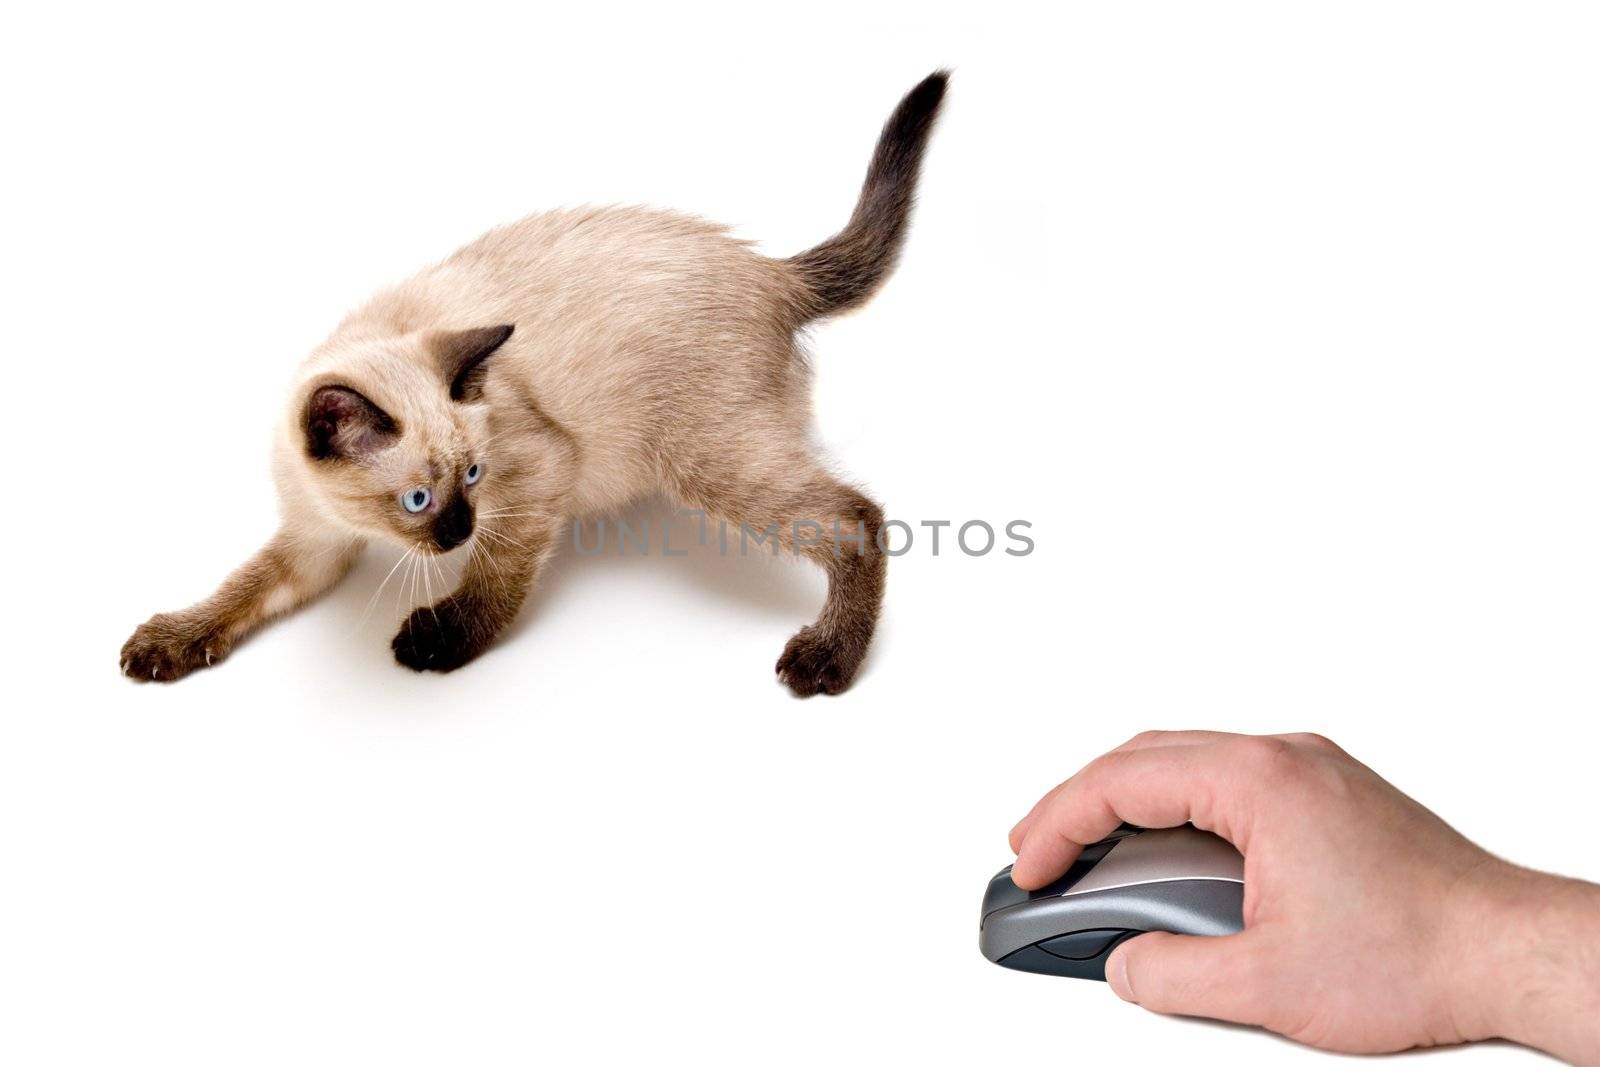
1451 861 1600 1062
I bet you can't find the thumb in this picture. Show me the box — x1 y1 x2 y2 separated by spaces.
1105 930 1277 1027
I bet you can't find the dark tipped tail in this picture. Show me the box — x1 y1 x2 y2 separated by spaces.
788 70 948 320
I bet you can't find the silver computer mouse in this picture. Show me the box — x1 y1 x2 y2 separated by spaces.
979 824 1244 979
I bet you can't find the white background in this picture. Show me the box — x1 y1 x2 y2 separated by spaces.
3 2 1597 1063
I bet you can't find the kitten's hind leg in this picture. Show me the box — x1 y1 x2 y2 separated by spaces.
670 462 886 697
120 528 363 683
391 512 559 673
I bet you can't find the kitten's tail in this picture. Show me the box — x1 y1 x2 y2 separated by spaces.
787 70 949 321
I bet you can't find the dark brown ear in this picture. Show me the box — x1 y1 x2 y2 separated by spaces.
433 324 515 401
306 385 399 460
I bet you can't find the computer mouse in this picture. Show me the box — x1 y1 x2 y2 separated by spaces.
979 824 1244 979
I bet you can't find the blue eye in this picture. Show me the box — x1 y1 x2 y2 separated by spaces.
401 487 431 513
465 462 483 486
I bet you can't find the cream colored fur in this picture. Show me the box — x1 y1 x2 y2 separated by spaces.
120 72 948 694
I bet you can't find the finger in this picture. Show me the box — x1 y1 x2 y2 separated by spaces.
1011 740 1263 889
1106 930 1280 1029
1008 732 1236 852
1008 777 1072 854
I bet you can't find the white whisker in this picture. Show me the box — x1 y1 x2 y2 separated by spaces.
422 551 439 624
477 526 529 551
469 536 505 575
399 550 419 618
359 545 414 629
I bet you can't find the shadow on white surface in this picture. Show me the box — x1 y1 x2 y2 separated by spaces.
291 495 832 687
522 496 827 637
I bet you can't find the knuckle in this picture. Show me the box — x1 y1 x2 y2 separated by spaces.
1281 731 1341 754
1081 748 1130 784
1232 735 1300 777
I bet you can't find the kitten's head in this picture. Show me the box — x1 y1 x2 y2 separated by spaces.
293 324 514 552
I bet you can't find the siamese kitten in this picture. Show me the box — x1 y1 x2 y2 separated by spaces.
120 71 947 696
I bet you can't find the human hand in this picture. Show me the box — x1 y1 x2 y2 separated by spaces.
1007 731 1600 1063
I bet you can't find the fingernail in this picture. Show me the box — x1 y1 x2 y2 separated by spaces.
1106 945 1136 1003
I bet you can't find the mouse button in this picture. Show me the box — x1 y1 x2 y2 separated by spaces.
983 842 1123 918
1028 840 1118 896
1064 826 1243 898
1031 841 1120 895
1037 928 1135 961
982 866 1030 916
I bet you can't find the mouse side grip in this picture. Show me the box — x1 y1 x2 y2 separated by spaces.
979 879 1244 963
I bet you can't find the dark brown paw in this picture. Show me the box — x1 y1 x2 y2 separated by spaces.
120 613 228 683
775 626 865 697
391 599 485 673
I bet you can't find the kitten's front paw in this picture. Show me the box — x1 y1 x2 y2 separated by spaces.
391 599 485 673
775 626 866 697
120 614 227 683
